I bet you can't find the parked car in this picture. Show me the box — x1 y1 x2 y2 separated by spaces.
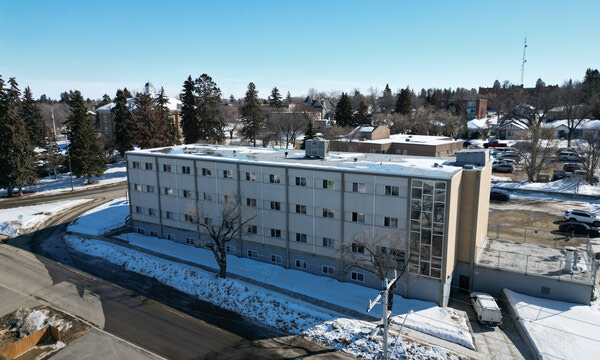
493 159 516 167
497 152 520 161
490 189 510 202
564 209 600 226
470 292 503 326
563 163 585 173
552 170 567 181
558 222 600 237
492 163 515 173
557 151 584 162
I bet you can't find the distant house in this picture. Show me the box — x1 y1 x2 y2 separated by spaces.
438 99 487 120
544 119 600 140
335 125 463 157
495 118 529 140
95 82 182 141
467 116 498 139
304 96 335 120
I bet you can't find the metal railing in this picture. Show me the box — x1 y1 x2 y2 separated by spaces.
487 223 590 249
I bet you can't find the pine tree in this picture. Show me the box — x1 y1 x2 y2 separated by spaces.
181 76 200 144
380 84 394 113
334 92 354 127
99 94 112 106
67 90 106 184
21 87 47 147
269 87 283 108
301 119 317 149
354 101 371 125
157 87 180 145
395 87 412 115
285 91 292 104
113 89 136 156
229 95 236 104
123 88 132 98
133 92 173 149
0 77 38 196
240 82 264 146
195 74 224 143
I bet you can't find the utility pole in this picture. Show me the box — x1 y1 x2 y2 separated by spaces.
66 137 74 191
367 271 401 360
520 36 528 86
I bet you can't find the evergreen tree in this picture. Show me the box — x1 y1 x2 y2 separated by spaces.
99 94 112 106
67 90 106 184
354 101 371 125
380 84 394 113
123 88 132 98
229 95 236 104
395 87 412 115
21 86 47 147
157 87 180 145
268 87 283 108
301 119 317 149
0 77 37 196
240 82 264 146
133 92 173 149
181 76 200 143
334 92 354 127
285 91 292 104
113 89 136 156
195 74 224 143
43 127 63 179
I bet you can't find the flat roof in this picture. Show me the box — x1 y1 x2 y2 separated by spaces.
127 145 471 179
358 134 462 146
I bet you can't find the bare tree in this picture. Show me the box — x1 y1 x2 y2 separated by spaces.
342 229 411 310
581 135 600 185
513 126 559 182
192 193 257 278
558 82 590 147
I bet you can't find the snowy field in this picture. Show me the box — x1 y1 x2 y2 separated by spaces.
0 162 126 200
504 289 600 360
65 235 461 360
67 197 474 351
495 177 600 196
0 199 90 238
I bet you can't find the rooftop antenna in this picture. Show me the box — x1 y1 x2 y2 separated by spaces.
520 36 527 86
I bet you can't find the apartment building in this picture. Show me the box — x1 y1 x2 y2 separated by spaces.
125 143 491 306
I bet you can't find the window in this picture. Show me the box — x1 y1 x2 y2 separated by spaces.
104 126 109 134
247 225 257 234
132 161 140 169
246 172 256 181
403 150 408 155
182 190 192 198
203 217 212 225
295 177 307 186
322 208 334 218
185 214 197 223
352 212 365 223
295 259 307 269
270 201 281 210
295 233 307 243
351 242 365 254
150 230 158 237
136 228 145 234
269 174 280 183
382 247 405 262
351 271 365 282
103 114 107 122
162 164 172 172
225 245 235 253
384 216 399 228
352 182 366 193
322 237 334 248
147 208 156 216
135 206 142 214
271 255 282 264
164 211 173 219
247 250 258 259
133 183 141 191
385 185 400 196
202 168 212 176
246 198 257 207
224 220 234 230
270 228 281 238
322 179 334 189
203 193 212 201
223 169 233 179
322 265 335 275
181 166 191 174
295 204 307 214
167 233 175 241
146 185 154 193
223 195 232 203
185 237 195 245
144 162 153 170
541 286 550 295
164 187 173 195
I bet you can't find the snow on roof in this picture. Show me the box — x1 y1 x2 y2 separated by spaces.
359 133 459 146
545 119 600 130
96 97 181 112
127 145 471 179
467 117 497 130
497 118 529 130
358 126 375 133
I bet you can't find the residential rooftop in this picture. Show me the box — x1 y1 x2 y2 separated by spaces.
126 145 484 179
358 133 461 146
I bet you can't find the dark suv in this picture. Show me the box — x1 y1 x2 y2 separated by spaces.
559 222 600 237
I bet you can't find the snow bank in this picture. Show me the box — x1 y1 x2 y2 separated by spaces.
0 199 90 238
496 177 600 196
504 289 600 360
65 236 460 359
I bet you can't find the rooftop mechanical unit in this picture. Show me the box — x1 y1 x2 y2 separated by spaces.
305 139 330 159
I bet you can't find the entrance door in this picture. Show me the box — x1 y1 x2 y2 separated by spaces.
458 275 470 294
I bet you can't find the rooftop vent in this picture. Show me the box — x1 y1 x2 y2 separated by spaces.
305 139 330 159
405 138 410 142
284 152 288 158
354 158 358 162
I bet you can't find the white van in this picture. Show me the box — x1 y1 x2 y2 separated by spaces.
470 292 503 325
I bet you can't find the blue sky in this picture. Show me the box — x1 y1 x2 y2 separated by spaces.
1 0 599 100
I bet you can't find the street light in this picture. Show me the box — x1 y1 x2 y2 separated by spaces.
66 134 74 191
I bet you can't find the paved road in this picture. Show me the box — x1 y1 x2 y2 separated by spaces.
1 186 351 359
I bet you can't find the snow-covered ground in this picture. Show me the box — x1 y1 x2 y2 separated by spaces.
504 289 600 360
0 199 90 238
0 162 127 200
495 177 600 196
67 197 474 352
65 235 461 359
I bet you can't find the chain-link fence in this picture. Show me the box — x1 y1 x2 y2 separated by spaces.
487 223 590 249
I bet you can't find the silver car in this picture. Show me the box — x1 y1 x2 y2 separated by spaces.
564 209 600 227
